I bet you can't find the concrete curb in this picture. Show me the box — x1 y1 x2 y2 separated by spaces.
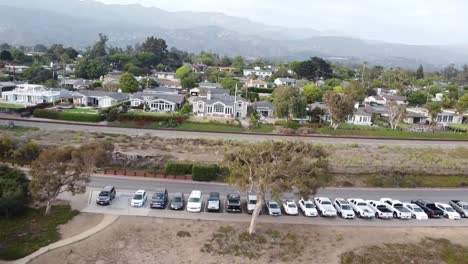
15 214 119 264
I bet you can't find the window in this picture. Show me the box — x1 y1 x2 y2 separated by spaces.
443 115 448 122
448 116 454 123
208 106 213 113
213 103 225 113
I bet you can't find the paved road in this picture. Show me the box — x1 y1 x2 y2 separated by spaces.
2 119 467 147
80 175 468 227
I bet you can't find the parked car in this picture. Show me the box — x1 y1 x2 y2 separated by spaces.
150 188 169 209
96 186 116 205
226 193 242 213
333 198 355 219
20 111 31 118
266 201 282 216
282 200 299 215
170 192 185 210
347 198 374 219
247 194 258 214
298 198 318 217
314 197 337 217
187 190 203 212
366 200 393 219
435 203 461 220
449 200 468 218
207 192 221 212
130 190 147 207
380 198 412 219
411 200 444 218
403 203 428 220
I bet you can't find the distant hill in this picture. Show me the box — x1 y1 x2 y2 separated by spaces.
1 0 468 69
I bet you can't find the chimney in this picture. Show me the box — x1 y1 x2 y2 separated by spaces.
207 91 211 100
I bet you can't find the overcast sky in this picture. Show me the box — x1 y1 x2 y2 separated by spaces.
96 0 467 45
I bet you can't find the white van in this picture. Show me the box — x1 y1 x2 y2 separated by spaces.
186 190 202 212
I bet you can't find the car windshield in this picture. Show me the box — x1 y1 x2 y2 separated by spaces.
321 201 331 205
414 207 423 212
133 194 143 200
99 191 109 197
249 200 257 204
288 204 296 208
377 205 387 210
342 205 351 210
270 203 278 208
305 203 315 208
208 197 219 201
229 199 240 204
153 193 164 200
173 197 182 203
357 203 367 206
445 207 455 212
463 205 468 210
189 198 200 203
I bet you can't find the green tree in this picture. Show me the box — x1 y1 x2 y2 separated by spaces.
292 57 333 80
0 166 29 218
12 141 41 165
323 92 355 130
222 141 329 234
344 81 366 102
303 83 324 102
456 94 468 114
0 50 13 61
181 77 198 89
139 77 157 89
42 79 58 88
407 91 429 106
34 44 48 53
272 86 307 119
387 101 406 130
179 102 193 115
30 142 113 215
23 64 53 84
176 65 192 79
416 65 424 80
140 36 168 61
89 33 108 58
221 78 242 93
119 72 139 93
424 102 442 127
75 58 108 79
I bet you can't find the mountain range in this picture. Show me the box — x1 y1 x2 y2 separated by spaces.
1 0 467 70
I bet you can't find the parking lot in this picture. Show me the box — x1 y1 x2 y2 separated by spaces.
82 187 468 227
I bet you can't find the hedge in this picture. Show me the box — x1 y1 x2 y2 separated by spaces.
116 113 188 124
192 163 219 182
164 161 193 175
248 87 274 94
33 109 105 122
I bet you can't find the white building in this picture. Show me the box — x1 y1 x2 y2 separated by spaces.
246 79 269 88
73 90 129 108
364 95 407 106
130 93 185 113
243 69 273 78
274 78 296 86
1 84 61 105
348 108 372 126
192 91 248 119
155 72 177 80
4 65 29 74
436 109 464 126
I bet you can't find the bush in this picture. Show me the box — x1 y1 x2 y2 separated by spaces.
12 141 41 165
116 113 188 124
33 109 105 122
286 120 299 130
165 162 193 175
192 163 219 182
0 136 14 159
0 166 29 218
248 88 274 94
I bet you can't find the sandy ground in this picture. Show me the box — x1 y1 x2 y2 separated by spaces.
58 213 104 240
29 216 468 264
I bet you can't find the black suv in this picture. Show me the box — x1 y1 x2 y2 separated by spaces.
96 186 116 205
150 188 169 209
226 193 242 213
411 199 444 218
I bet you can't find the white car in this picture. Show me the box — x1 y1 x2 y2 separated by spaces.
298 198 318 217
186 190 203 212
435 203 461 220
314 197 337 217
266 201 282 216
247 194 258 214
334 198 355 219
282 200 299 215
130 190 147 207
348 198 374 219
380 198 412 219
403 203 428 220
366 200 393 219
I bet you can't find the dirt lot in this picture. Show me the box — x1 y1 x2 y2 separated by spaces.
29 216 468 264
58 212 104 240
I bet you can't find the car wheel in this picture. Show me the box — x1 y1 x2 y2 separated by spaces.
412 214 416 219
393 212 398 218
375 212 379 219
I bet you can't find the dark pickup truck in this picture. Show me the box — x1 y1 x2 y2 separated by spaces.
411 199 444 218
226 193 242 213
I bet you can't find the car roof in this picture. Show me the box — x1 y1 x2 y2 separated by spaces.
154 188 167 193
248 195 257 199
135 190 145 194
227 193 240 198
173 192 184 197
103 186 114 191
190 190 201 196
336 198 348 204
209 192 220 197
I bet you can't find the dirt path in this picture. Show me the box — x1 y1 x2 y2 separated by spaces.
29 216 468 264
58 213 104 240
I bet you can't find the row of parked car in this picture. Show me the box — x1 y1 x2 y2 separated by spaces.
95 186 468 220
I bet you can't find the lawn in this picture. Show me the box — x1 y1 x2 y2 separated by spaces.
0 103 25 109
319 126 468 139
61 108 99 115
176 122 244 132
248 124 275 133
449 124 468 132
0 205 79 260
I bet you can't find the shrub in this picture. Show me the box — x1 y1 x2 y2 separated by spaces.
116 113 188 124
248 88 274 94
192 163 219 182
33 109 105 122
0 166 29 218
0 136 14 159
165 162 193 175
286 120 299 130
12 141 41 165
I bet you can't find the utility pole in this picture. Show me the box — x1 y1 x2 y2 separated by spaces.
233 83 238 119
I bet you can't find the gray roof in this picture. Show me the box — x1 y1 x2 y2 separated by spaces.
198 82 222 89
0 82 16 88
355 107 372 117
77 90 129 101
144 86 179 94
132 92 185 105
383 95 407 101
255 101 274 110
276 78 296 83
195 93 247 105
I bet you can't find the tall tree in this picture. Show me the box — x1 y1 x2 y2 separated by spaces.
272 86 307 119
119 72 139 93
424 102 442 127
223 141 329 235
140 37 168 59
175 65 192 79
292 57 332 80
323 92 355 130
387 101 406 130
416 65 424 80
407 91 429 106
344 80 366 102
0 50 13 61
303 83 324 103
75 58 109 79
30 142 113 215
89 33 109 58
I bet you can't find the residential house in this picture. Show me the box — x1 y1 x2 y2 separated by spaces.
155 72 177 80
243 69 273 78
1 84 60 105
60 79 93 90
246 79 269 88
198 82 223 90
373 88 398 96
0 82 17 96
72 90 129 108
364 95 407 106
192 91 248 118
254 101 274 118
436 109 464 126
157 79 182 89
192 64 208 73
404 108 429 125
130 92 185 113
274 78 296 86
102 71 123 86
4 65 29 74
144 86 179 95
348 107 372 126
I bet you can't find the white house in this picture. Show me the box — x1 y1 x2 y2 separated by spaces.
1 84 61 105
246 79 269 88
198 82 223 89
364 95 407 106
364 95 386 105
4 65 29 74
254 101 274 118
348 108 372 126
192 91 248 119
404 108 429 125
436 109 464 126
243 69 273 78
73 90 129 108
130 93 185 113
155 72 177 80
60 79 93 90
274 78 296 86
